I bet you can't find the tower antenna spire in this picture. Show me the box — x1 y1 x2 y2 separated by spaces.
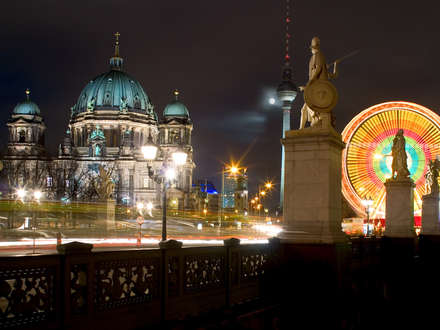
284 0 291 68
277 0 297 211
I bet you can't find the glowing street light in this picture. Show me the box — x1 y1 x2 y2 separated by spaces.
136 202 144 212
33 190 42 201
141 133 158 160
269 97 276 105
230 166 239 174
265 182 273 190
17 189 26 200
165 168 176 181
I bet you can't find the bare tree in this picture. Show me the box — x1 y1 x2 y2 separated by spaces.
2 159 50 196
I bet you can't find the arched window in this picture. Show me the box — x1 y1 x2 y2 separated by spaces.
18 130 26 143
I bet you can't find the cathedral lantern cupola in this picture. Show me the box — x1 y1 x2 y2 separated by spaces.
6 89 47 158
160 89 193 147
163 89 191 123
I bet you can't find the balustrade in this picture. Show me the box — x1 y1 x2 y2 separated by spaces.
0 239 272 329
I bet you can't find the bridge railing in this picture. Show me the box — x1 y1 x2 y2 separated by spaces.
0 239 272 329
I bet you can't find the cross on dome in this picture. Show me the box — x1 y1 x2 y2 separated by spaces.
114 32 120 57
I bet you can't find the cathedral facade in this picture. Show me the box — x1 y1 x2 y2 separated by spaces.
2 37 195 209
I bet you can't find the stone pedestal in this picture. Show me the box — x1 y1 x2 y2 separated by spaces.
278 125 346 243
384 179 415 238
421 193 440 235
97 199 116 231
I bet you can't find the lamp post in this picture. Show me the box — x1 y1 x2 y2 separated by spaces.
142 135 187 242
32 190 42 254
361 197 373 236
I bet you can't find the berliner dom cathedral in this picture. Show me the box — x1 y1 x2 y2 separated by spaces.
2 34 195 209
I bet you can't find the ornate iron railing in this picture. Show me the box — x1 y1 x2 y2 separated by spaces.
0 239 272 329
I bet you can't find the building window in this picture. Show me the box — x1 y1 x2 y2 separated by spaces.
19 130 26 143
46 176 53 187
143 177 153 189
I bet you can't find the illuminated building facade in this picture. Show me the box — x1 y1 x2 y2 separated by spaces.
191 180 219 212
222 169 248 210
2 35 195 208
342 101 440 218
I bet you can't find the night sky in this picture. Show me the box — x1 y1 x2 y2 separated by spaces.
0 1 437 207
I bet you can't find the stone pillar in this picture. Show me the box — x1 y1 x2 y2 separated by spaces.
384 179 415 237
421 193 440 235
278 125 346 243
97 199 116 231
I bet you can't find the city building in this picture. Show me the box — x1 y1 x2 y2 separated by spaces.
222 168 248 211
191 179 219 212
1 34 195 209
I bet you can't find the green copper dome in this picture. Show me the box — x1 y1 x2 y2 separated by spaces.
71 37 156 119
163 90 190 118
13 89 41 115
72 69 154 116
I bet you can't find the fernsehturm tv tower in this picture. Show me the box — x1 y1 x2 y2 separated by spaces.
277 0 297 210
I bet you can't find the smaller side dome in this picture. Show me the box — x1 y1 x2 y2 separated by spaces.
163 90 190 118
13 89 41 115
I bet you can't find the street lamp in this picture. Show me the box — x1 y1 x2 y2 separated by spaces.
32 190 42 254
142 135 187 242
17 188 26 200
361 197 374 236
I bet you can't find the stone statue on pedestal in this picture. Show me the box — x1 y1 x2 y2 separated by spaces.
424 159 440 195
391 129 410 180
299 37 339 129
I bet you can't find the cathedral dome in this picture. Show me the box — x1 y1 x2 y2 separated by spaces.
13 89 41 115
71 35 156 118
72 70 154 115
164 90 190 118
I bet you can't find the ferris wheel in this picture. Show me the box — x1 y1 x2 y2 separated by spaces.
341 101 440 218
